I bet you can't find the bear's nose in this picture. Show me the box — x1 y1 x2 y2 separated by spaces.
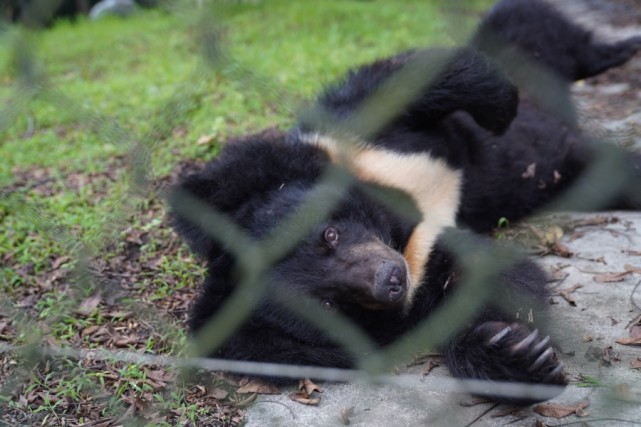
373 261 407 304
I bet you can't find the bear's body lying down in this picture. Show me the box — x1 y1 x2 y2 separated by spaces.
171 0 641 403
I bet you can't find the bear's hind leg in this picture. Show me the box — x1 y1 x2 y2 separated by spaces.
577 36 641 80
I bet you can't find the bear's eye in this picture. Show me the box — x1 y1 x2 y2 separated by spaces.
323 227 339 246
321 300 334 311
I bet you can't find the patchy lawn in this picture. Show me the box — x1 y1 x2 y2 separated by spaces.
0 1 492 425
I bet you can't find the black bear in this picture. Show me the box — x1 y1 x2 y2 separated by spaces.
170 0 641 403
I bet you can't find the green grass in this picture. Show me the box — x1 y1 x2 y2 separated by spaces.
0 0 493 424
576 375 607 388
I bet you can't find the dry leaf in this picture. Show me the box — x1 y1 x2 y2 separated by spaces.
81 325 100 336
616 336 641 346
558 284 582 306
630 358 641 369
566 230 586 241
543 225 564 245
196 135 214 146
289 377 322 405
208 387 229 400
619 318 641 347
298 378 322 395
146 369 175 383
533 401 589 418
114 337 136 347
77 293 102 315
624 264 641 274
593 271 631 283
551 242 572 257
288 391 321 405
17 394 28 408
51 255 71 270
236 378 280 394
491 407 524 418
572 216 617 227
422 358 442 376
215 372 240 387
626 315 641 328
144 379 165 392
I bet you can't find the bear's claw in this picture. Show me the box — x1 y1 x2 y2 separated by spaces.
488 325 512 345
528 334 551 358
511 328 539 353
530 347 554 372
477 321 567 386
543 363 565 383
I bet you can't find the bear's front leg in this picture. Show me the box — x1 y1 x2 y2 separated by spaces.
444 320 567 404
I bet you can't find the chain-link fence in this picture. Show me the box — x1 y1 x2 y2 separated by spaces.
2 0 641 426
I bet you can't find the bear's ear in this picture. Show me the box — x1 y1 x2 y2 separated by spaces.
168 171 229 259
169 136 328 259
307 47 518 138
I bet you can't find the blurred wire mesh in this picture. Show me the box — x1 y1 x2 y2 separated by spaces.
1 0 640 425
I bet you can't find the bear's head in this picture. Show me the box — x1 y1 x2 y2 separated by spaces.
253 185 415 311
171 159 423 357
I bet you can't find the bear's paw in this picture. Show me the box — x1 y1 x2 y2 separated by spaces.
479 321 567 386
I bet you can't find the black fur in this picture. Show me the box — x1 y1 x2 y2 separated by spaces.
305 47 520 140
472 0 641 82
170 0 641 403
